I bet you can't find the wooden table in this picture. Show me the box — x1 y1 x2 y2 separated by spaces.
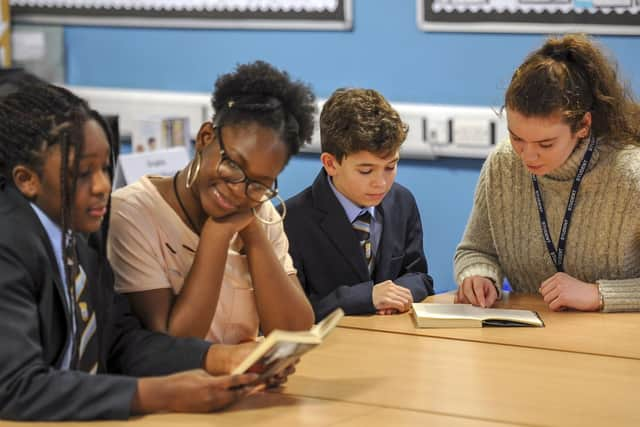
285 327 640 427
339 292 640 359
0 389 508 427
3 294 638 426
6 326 633 427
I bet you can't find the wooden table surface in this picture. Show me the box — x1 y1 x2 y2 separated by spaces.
0 390 512 427
3 294 637 426
339 292 640 359
285 327 640 427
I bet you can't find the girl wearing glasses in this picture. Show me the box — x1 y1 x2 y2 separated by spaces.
108 61 316 343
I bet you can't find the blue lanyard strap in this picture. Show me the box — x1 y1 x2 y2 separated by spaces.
531 136 597 272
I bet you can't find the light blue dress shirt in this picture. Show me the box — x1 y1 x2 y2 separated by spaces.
327 176 382 258
30 203 76 370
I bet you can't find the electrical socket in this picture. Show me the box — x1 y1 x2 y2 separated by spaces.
452 117 492 147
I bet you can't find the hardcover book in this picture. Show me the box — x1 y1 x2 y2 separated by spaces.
411 303 544 328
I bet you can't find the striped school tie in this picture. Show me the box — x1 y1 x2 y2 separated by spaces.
353 211 374 275
72 264 98 374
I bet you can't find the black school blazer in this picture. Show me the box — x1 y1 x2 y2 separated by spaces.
282 169 434 320
0 179 209 421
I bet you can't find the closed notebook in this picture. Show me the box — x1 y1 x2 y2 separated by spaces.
232 308 344 380
411 303 544 328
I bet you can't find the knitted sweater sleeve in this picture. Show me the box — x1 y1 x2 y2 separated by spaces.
597 279 640 312
595 149 640 313
454 153 504 296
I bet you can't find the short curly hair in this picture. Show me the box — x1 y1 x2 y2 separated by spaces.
211 61 316 161
320 88 407 162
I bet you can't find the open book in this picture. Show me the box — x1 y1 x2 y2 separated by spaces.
411 303 544 328
231 308 344 380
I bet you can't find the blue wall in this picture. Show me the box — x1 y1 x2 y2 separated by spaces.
65 1 640 292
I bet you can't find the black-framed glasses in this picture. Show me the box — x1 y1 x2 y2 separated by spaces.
214 126 279 203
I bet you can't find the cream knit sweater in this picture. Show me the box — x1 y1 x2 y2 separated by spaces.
455 138 640 312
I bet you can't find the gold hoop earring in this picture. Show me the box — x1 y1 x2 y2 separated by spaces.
185 152 202 189
252 194 286 225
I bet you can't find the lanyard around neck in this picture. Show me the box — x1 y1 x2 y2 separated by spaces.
531 136 597 272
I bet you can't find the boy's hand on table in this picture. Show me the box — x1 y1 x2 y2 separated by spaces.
373 281 412 313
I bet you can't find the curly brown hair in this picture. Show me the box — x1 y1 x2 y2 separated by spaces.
505 34 640 146
320 88 407 162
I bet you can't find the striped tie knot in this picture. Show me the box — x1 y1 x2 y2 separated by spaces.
353 211 374 275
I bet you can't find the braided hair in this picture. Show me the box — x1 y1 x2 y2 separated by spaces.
0 83 113 301
211 60 316 162
505 34 640 147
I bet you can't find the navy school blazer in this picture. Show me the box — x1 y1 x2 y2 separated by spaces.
282 169 434 320
0 179 210 421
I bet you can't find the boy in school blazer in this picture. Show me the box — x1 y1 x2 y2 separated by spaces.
0 83 258 421
0 179 216 419
283 89 434 320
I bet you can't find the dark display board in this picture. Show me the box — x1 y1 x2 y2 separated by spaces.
418 0 640 35
11 0 352 30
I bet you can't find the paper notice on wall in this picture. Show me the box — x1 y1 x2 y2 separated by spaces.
132 116 191 153
113 146 190 189
11 30 46 61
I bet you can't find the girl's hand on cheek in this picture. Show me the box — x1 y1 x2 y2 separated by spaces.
203 210 255 238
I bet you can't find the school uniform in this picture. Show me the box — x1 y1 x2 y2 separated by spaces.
0 178 210 421
283 169 434 320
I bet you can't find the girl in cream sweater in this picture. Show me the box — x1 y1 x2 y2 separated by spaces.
455 34 640 313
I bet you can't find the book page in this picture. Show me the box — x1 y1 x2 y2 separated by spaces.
248 341 317 380
233 308 344 377
413 303 480 319
232 338 317 377
311 307 345 338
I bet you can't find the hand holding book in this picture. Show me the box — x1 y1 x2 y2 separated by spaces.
205 341 260 376
230 308 345 386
